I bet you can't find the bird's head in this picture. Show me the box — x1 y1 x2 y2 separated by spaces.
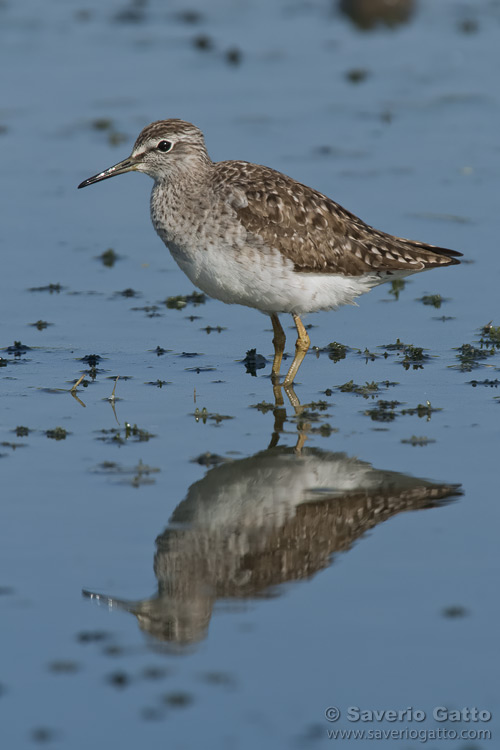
78 119 210 189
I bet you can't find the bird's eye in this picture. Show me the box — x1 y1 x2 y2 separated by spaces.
157 140 173 153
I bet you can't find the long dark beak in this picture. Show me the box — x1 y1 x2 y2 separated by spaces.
78 155 139 189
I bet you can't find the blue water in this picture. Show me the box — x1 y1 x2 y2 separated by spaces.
1 1 499 747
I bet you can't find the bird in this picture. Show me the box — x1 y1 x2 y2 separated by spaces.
78 119 461 386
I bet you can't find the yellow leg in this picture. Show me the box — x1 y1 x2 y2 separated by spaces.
270 313 286 381
283 314 310 386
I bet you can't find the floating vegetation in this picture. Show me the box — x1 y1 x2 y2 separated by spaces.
340 0 415 29
91 117 113 131
400 345 427 370
90 117 127 146
226 47 243 66
106 670 131 688
4 341 31 355
202 325 226 334
31 728 58 744
92 460 160 487
325 341 348 362
77 353 102 380
46 427 68 440
479 322 500 348
400 401 441 420
387 279 406 300
105 374 131 382
30 320 51 330
79 354 102 366
336 379 398 398
15 426 30 437
193 408 234 425
401 436 436 447
242 348 267 375
162 691 194 708
336 380 381 398
152 345 170 356
1 441 27 451
382 339 408 352
28 283 63 293
441 605 469 618
381 339 429 370
291 400 331 423
113 0 147 24
418 294 444 308
99 248 119 267
364 400 440 422
360 348 381 362
345 67 369 84
469 379 500 388
164 291 206 309
76 630 111 644
176 9 204 24
48 660 80 674
122 423 155 442
250 400 275 414
451 323 500 371
193 34 214 51
458 18 478 34
142 666 170 681
309 423 338 437
452 343 492 372
302 400 330 412
363 400 401 422
115 288 139 298
109 131 128 146
96 423 156 445
145 379 170 388
131 304 161 317
185 365 217 373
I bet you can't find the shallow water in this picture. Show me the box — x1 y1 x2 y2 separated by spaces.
1 1 499 748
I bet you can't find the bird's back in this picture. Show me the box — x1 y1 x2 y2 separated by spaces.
211 159 462 277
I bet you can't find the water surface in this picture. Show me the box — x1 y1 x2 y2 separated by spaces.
1 1 499 747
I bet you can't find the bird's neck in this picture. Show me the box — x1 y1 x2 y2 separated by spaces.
155 155 213 195
150 166 213 245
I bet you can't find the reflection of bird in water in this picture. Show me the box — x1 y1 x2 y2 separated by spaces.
84 446 460 646
339 0 416 29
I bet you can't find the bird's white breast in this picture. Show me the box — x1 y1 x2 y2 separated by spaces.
150 181 381 315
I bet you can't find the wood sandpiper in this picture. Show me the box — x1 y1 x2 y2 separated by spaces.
78 119 461 385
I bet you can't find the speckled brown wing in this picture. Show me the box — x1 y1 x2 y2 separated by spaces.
213 161 462 275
